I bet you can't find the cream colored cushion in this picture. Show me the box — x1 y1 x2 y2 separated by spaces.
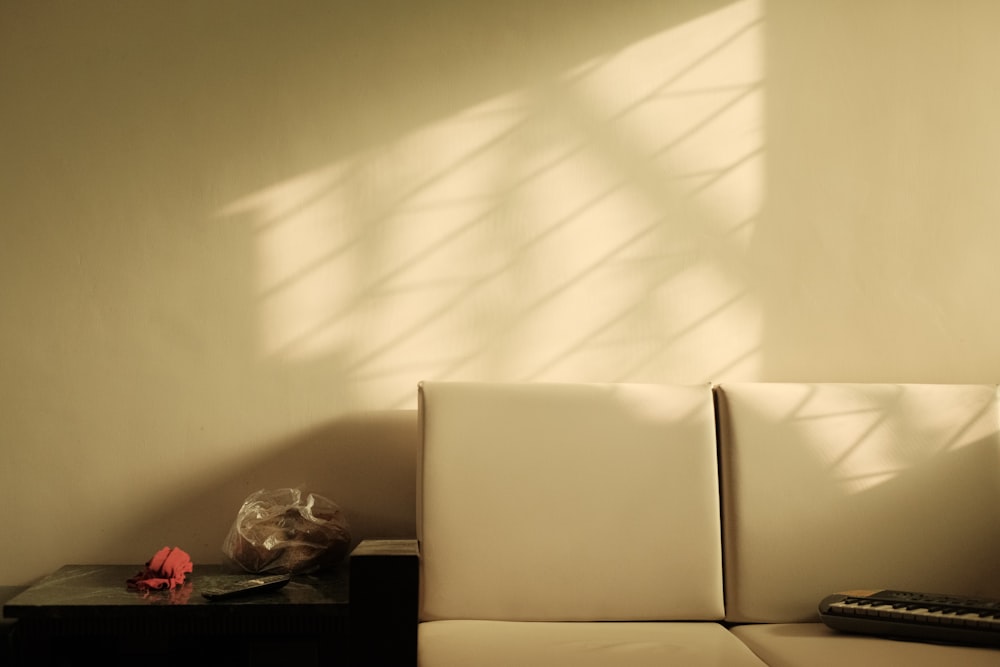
717 382 1000 623
417 381 722 622
731 623 1000 667
420 620 770 667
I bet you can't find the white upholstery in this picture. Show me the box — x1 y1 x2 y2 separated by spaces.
420 620 770 667
717 382 1000 623
404 381 1000 665
417 381 722 622
730 623 1000 667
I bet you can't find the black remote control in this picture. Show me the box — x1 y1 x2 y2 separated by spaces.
200 573 292 600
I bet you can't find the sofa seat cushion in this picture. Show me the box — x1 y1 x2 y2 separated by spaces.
419 620 769 667
730 622 1000 667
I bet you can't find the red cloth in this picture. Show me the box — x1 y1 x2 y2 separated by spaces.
126 546 193 591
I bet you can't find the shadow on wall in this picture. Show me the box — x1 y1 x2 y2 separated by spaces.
216 0 767 405
108 410 419 569
88 0 1000 580
2 0 770 585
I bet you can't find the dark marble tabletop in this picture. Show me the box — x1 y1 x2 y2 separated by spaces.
2 563 349 620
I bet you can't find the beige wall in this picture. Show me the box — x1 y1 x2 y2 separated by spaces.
2 0 999 585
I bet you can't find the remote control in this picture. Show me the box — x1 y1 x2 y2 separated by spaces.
200 573 292 600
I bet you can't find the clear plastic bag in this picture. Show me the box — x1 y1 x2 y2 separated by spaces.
222 487 352 574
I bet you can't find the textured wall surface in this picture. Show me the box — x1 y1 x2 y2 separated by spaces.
3 0 1000 584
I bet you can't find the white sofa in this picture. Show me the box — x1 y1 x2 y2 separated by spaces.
350 381 1000 666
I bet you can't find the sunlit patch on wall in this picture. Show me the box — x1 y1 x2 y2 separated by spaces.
217 0 765 408
764 384 1000 495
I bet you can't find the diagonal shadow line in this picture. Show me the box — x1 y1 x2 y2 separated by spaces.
414 158 764 383
220 164 355 233
276 33 768 358
505 213 665 317
530 56 763 267
266 9 767 369
772 385 901 474
781 384 999 485
269 152 630 360
254 111 536 301
687 145 765 197
783 385 993 476
647 16 764 99
936 393 1000 455
388 24 769 381
575 16 764 143
724 214 757 239
793 407 883 422
257 96 613 304
229 91 536 232
823 400 897 471
417 220 681 382
424 139 764 379
490 151 765 383
225 91 531 233
703 343 764 382
823 388 996 473
257 194 484 304
647 83 763 164
332 179 643 373
611 291 757 381
559 15 763 125
653 82 766 100
539 62 762 195
836 470 904 488
260 18 763 306
523 289 751 383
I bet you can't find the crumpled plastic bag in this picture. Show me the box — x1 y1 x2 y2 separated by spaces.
127 546 193 591
222 487 351 574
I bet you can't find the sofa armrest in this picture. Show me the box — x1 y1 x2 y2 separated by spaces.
349 539 419 667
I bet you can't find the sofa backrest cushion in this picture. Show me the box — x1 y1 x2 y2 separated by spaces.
717 382 1000 623
417 381 723 622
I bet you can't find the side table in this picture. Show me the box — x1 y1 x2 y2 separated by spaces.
1 586 26 664
2 563 350 666
349 539 419 667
